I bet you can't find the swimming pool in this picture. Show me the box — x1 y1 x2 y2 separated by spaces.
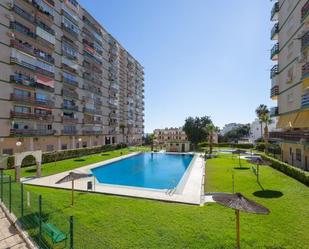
91 153 194 190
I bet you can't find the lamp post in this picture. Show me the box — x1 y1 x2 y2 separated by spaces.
78 138 82 159
16 141 22 153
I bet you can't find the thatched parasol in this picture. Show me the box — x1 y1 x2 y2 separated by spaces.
247 157 271 184
56 172 92 206
213 193 270 248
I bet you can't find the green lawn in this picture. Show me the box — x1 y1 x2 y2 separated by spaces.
6 147 149 179
8 151 309 248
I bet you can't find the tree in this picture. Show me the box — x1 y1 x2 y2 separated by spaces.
255 104 269 141
183 116 212 149
260 114 272 152
144 133 154 145
223 124 250 142
204 123 220 154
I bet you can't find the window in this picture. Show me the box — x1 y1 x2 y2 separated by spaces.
14 89 30 97
62 42 78 58
296 149 302 161
34 0 54 17
35 108 51 115
46 145 54 152
63 17 80 34
36 60 54 73
36 93 47 101
68 0 78 7
36 26 55 44
3 149 13 155
61 144 68 150
63 71 77 82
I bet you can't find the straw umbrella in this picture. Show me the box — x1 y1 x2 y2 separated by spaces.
56 172 92 206
213 193 270 249
232 150 246 168
247 157 270 183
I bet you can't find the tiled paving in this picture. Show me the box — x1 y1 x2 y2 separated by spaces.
0 209 30 249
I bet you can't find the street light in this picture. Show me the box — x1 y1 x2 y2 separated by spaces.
78 138 82 159
16 141 22 153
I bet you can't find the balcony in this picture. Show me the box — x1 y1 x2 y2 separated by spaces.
302 0 309 21
61 130 77 135
83 107 102 115
62 88 79 99
34 49 54 64
11 94 54 107
10 75 36 87
10 22 36 39
302 30 309 51
109 83 119 92
62 76 79 87
10 39 34 56
301 93 309 108
62 116 79 123
270 107 279 117
271 2 279 21
62 104 78 112
270 64 279 79
270 85 279 99
10 111 53 121
10 129 55 136
82 130 102 135
13 5 35 23
302 62 309 78
270 131 309 142
83 84 103 96
271 22 279 40
271 43 279 60
83 118 102 125
61 23 79 39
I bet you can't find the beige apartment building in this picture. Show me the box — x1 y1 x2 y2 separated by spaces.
269 0 309 170
0 0 144 154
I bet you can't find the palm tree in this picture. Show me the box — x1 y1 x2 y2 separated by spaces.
260 114 272 152
255 104 269 141
204 123 220 154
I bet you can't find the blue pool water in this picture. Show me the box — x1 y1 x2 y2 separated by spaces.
91 153 193 189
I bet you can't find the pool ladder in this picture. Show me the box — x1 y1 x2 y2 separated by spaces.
166 188 176 196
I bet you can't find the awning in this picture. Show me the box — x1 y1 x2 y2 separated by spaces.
277 113 298 129
303 77 309 91
293 110 309 128
36 75 54 88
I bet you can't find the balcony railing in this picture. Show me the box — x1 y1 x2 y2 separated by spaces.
271 2 279 21
13 5 35 23
62 116 79 123
271 43 279 60
270 107 279 117
10 22 36 39
10 129 55 136
10 75 36 87
61 130 77 135
302 62 309 78
270 131 309 142
83 118 102 125
34 49 55 64
82 130 102 135
61 23 79 38
301 30 309 51
270 64 279 79
270 85 279 99
62 88 79 99
301 93 309 108
83 107 102 115
302 0 309 20
10 111 53 121
271 22 279 40
10 39 33 55
11 94 54 107
62 76 79 87
62 104 78 112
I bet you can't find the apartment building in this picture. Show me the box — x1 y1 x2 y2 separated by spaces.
249 118 279 143
0 0 144 154
269 0 309 170
153 127 190 152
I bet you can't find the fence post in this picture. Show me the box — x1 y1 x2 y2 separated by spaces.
9 175 11 213
70 216 74 249
39 195 42 242
21 183 24 217
1 169 3 202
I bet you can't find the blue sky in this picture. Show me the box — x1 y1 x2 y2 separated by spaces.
79 0 274 132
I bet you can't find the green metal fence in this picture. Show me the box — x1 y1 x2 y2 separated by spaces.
0 173 72 249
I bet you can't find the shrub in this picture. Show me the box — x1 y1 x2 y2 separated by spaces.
255 143 265 152
6 144 119 169
261 154 309 187
197 142 254 149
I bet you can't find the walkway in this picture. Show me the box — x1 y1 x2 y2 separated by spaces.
0 207 30 249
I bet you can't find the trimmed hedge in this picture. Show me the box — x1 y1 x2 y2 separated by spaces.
261 154 309 187
198 142 254 149
255 143 265 152
6 144 123 169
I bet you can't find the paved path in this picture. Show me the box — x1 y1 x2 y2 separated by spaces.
0 208 30 249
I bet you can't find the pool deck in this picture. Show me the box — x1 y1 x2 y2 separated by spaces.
23 152 205 205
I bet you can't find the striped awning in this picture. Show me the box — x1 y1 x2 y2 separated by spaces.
302 77 309 91
293 110 309 128
276 113 298 129
36 75 54 88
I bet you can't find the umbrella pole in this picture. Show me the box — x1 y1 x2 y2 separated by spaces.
72 179 74 206
235 209 240 249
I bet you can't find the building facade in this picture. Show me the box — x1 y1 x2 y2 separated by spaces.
0 0 144 154
249 118 279 143
269 0 309 170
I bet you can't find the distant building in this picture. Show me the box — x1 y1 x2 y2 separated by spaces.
220 123 242 136
153 127 189 152
249 118 279 143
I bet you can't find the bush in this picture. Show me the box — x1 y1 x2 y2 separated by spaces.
197 142 254 149
261 154 309 187
255 143 265 152
6 144 119 169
